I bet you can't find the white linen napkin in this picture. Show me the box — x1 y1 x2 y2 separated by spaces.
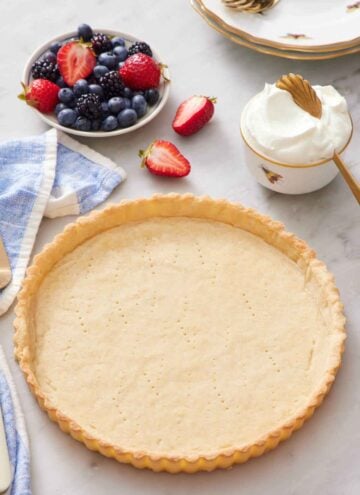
0 128 126 315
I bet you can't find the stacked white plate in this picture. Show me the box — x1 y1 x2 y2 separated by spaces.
192 0 360 60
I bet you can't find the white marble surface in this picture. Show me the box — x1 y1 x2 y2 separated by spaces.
1 1 360 493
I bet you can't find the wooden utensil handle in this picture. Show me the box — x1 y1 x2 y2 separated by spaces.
333 152 360 204
0 237 12 290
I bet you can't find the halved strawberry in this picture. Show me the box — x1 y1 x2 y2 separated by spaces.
57 41 96 86
139 140 191 178
172 96 216 136
18 80 59 113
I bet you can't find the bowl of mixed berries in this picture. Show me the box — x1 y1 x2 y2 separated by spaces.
20 24 170 137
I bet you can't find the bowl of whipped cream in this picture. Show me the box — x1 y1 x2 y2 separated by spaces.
240 82 353 194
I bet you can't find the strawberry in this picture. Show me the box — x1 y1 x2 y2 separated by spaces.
172 96 216 136
18 79 59 113
139 140 191 178
119 53 162 90
57 41 96 86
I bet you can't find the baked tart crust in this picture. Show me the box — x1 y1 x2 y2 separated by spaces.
14 194 345 473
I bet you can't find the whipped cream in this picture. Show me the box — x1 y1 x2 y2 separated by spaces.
241 83 352 164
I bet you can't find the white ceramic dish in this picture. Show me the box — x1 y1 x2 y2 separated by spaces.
22 29 171 138
192 0 360 60
199 0 360 52
240 111 353 195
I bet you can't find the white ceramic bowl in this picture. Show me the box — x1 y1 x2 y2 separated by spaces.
240 113 353 195
22 29 171 138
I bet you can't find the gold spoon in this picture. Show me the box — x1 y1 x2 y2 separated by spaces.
276 73 360 204
0 237 11 290
222 0 279 14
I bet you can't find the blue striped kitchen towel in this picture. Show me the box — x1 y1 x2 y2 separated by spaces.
0 128 126 316
0 347 31 495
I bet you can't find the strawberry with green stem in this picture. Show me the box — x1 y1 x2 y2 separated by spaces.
120 53 168 90
18 79 60 113
139 140 191 178
173 96 216 136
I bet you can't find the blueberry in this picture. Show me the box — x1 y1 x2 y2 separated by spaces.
73 79 89 97
101 115 118 131
91 119 101 131
113 46 128 62
55 103 67 116
144 88 160 106
42 51 57 63
113 46 127 62
58 88 74 104
56 76 67 88
88 84 104 97
112 36 125 48
49 41 61 54
117 108 137 128
77 23 93 42
122 87 133 99
57 108 77 127
74 116 91 131
100 101 110 117
98 52 117 69
131 95 147 118
93 65 109 79
118 61 125 70
108 97 127 114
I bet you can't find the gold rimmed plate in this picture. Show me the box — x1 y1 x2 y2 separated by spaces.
197 0 360 54
192 0 360 60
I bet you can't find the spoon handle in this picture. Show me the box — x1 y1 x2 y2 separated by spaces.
0 237 12 290
333 152 360 204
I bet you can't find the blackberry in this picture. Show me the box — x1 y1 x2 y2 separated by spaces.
91 33 112 54
76 93 102 120
127 41 152 57
31 59 59 82
99 71 124 98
